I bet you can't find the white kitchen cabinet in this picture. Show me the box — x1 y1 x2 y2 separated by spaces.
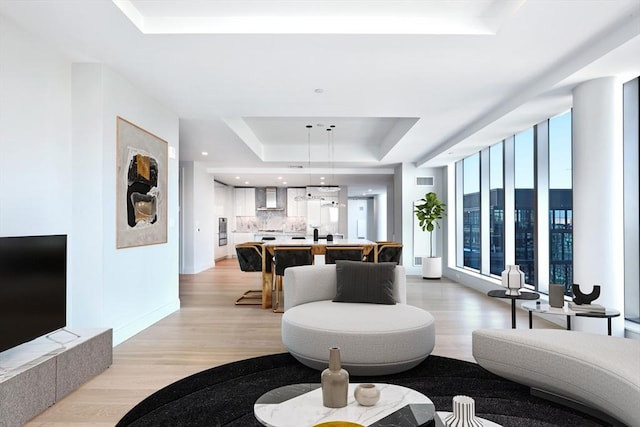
234 187 256 216
234 188 244 216
287 188 307 217
245 188 256 214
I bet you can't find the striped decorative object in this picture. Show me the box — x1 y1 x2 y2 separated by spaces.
443 395 484 427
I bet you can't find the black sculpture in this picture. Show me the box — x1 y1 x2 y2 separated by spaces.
572 284 601 305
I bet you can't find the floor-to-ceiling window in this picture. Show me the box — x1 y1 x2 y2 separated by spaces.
489 142 504 276
456 112 575 295
549 111 573 294
514 129 535 285
463 153 480 270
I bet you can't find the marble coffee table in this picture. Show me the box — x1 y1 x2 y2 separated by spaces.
254 383 439 427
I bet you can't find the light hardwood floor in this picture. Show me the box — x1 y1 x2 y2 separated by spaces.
25 258 558 426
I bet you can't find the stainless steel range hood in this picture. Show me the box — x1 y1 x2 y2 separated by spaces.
257 187 284 210
266 187 277 208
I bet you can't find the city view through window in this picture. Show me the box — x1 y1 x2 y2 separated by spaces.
458 76 639 324
460 111 573 294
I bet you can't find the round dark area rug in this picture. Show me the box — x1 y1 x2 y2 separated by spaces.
116 353 610 427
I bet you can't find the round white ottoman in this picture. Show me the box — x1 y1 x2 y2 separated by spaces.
281 300 436 375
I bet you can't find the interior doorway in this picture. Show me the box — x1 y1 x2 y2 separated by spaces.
348 198 375 240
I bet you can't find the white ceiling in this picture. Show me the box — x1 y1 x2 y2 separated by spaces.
1 0 639 197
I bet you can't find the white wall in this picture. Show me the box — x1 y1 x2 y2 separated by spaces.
214 181 234 259
397 163 444 275
0 14 72 234
347 199 368 239
179 161 215 274
72 64 180 345
375 193 387 241
1 14 181 348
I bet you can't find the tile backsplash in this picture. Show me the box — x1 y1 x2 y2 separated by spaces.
235 216 258 232
235 214 306 233
235 187 307 233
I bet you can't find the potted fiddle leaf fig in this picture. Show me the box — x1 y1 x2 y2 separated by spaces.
414 192 446 279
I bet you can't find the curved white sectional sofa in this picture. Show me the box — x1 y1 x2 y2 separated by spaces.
472 328 640 427
281 264 435 375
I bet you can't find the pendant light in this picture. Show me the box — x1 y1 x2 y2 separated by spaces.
318 125 340 193
295 124 324 202
320 125 345 208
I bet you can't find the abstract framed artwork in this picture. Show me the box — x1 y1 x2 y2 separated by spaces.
116 116 168 248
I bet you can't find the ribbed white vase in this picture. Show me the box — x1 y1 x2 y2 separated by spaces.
444 395 484 427
501 264 524 296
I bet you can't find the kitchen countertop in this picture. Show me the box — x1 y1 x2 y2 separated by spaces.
233 230 306 234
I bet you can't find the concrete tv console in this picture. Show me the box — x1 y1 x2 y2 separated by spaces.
0 328 112 427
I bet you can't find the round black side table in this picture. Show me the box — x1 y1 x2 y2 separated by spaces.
487 289 540 329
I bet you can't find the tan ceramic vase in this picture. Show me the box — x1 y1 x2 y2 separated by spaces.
321 347 349 408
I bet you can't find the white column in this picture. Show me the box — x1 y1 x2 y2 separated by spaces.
572 77 624 335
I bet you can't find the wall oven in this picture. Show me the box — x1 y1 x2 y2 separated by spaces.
219 217 227 246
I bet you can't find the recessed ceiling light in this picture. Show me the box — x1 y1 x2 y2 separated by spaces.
244 181 249 185
235 176 240 179
201 151 208 156
320 176 325 180
277 176 283 180
283 181 287 185
368 189 372 192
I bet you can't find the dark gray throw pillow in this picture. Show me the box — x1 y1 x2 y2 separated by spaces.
333 260 396 304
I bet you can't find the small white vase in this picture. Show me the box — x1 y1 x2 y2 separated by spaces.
354 383 380 406
501 264 524 296
444 395 483 427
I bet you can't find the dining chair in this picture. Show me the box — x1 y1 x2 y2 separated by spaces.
324 246 365 264
234 242 264 305
374 242 403 264
272 246 314 313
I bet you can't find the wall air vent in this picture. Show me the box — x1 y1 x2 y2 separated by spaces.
415 257 423 266
416 176 434 186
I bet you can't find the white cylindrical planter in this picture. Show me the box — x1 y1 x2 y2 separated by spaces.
422 257 442 279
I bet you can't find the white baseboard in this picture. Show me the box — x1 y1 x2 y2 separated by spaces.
112 299 180 346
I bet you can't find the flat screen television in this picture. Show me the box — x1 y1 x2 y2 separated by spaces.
0 234 67 353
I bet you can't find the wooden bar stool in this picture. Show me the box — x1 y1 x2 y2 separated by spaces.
272 246 313 313
234 242 264 305
374 242 403 264
324 246 365 264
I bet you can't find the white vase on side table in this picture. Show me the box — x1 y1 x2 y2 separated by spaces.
422 256 442 279
501 264 525 295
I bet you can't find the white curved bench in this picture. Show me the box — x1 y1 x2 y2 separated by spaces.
281 264 435 376
472 328 640 427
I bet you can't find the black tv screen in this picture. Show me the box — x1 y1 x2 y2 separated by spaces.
0 234 67 353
